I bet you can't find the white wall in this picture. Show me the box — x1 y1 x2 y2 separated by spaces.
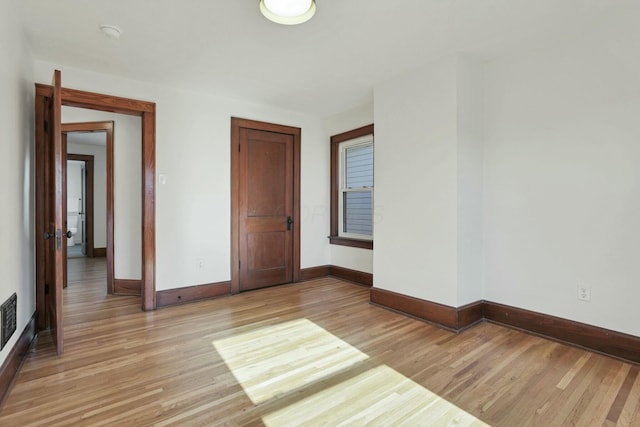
34 60 330 291
373 56 484 308
66 160 84 244
325 103 374 274
66 140 107 248
483 20 640 336
63 107 141 280
374 57 460 306
456 57 484 305
0 1 35 365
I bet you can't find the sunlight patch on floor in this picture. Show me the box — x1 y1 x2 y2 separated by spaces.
263 364 488 426
213 318 489 426
212 318 369 404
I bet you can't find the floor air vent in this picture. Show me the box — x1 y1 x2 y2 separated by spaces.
1 293 17 350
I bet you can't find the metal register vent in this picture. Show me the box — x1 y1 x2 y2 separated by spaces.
1 293 17 350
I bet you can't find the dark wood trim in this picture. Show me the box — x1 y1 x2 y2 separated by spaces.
299 265 331 281
156 281 231 308
328 236 373 250
329 266 373 287
142 111 157 310
66 153 95 258
93 248 106 257
36 82 156 311
368 287 640 363
370 288 460 331
230 117 301 294
60 87 155 114
113 279 142 295
484 301 640 365
457 300 485 330
330 124 374 250
106 123 115 295
0 313 36 407
34 91 47 331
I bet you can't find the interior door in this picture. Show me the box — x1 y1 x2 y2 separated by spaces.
238 128 294 291
62 133 68 289
45 69 65 355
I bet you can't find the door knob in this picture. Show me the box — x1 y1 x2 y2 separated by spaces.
65 230 73 238
44 231 54 240
287 216 293 230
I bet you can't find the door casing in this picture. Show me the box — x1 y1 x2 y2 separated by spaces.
35 82 157 323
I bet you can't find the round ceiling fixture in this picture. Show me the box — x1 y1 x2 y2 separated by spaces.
99 24 122 40
260 0 316 25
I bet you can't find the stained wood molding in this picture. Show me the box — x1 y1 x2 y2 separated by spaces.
0 313 36 406
484 301 640 365
369 288 640 364
113 279 142 295
93 248 106 257
329 266 373 287
300 266 331 281
156 281 231 308
369 288 479 331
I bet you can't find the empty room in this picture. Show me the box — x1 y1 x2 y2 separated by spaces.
1 1 639 425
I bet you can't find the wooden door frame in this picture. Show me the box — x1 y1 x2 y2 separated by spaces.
64 122 115 292
36 83 156 315
66 153 95 258
230 117 301 294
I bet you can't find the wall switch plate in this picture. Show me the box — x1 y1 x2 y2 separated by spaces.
577 285 591 302
197 258 205 269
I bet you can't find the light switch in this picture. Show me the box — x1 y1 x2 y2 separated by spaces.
159 174 167 185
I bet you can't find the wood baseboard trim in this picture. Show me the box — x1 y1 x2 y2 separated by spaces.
369 288 640 363
329 266 373 287
370 287 463 331
93 247 106 257
157 281 231 308
0 312 37 406
114 279 142 295
300 265 331 281
484 301 640 365
457 300 485 330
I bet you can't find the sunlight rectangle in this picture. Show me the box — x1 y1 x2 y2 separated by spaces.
212 318 369 404
262 365 490 426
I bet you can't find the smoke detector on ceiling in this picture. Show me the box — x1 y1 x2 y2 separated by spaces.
100 24 122 40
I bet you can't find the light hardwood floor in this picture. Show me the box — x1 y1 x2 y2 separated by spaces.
0 257 639 426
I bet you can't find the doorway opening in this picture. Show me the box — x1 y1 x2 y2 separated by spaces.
35 76 156 354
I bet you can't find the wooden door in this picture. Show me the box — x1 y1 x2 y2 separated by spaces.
44 70 65 354
62 133 68 289
231 118 301 292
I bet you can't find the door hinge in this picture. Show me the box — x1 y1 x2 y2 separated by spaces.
44 284 50 295
44 120 49 133
238 259 241 269
238 144 241 152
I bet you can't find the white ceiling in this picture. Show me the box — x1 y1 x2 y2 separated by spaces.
21 1 635 117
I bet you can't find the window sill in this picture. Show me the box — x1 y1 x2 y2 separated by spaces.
329 236 373 250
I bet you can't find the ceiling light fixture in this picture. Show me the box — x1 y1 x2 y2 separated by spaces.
99 24 122 40
260 0 316 25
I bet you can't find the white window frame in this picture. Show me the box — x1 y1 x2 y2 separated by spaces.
338 134 374 241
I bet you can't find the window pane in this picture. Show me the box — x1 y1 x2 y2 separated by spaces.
345 143 373 188
343 191 373 236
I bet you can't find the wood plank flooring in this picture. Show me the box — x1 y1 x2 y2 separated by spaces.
1 257 639 426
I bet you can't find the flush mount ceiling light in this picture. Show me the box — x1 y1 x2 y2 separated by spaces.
260 0 316 25
99 24 122 40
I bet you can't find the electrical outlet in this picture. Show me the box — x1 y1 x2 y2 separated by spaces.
197 258 205 269
577 285 591 302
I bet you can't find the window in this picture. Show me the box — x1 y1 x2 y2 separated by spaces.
330 124 374 249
